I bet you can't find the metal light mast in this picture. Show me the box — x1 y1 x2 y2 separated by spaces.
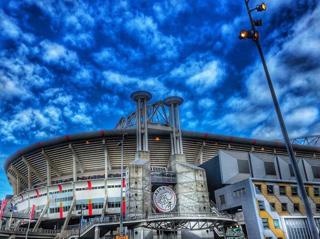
239 1 319 238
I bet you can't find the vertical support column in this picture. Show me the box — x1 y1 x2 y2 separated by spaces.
127 91 152 222
94 226 100 239
103 139 108 179
27 165 32 189
176 106 183 155
16 175 20 194
70 144 77 182
73 154 77 182
164 96 184 155
102 139 109 216
130 91 152 152
46 161 51 186
143 98 149 151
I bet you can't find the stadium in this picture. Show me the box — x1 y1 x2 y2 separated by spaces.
0 91 320 239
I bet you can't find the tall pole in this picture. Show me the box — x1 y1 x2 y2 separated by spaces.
243 0 319 238
119 134 124 236
78 207 83 239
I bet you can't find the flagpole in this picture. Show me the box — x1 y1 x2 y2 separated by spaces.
25 219 31 239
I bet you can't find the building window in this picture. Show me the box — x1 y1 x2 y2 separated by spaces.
267 185 274 194
291 186 298 196
305 187 309 196
279 186 286 196
258 200 265 210
265 162 276 175
312 166 320 179
255 184 262 194
270 203 276 211
220 195 225 205
273 219 280 229
294 203 300 212
107 202 120 208
281 203 287 211
262 218 269 229
233 188 246 197
314 187 320 197
289 164 295 177
237 159 250 174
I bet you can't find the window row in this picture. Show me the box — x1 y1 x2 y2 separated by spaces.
50 189 73 195
255 184 320 197
76 186 105 191
49 206 70 213
258 200 320 213
54 196 73 202
75 203 104 210
237 159 320 179
29 193 47 199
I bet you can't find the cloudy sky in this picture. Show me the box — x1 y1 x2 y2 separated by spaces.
0 0 319 197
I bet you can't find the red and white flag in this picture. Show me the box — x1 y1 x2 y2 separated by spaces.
35 189 40 198
87 181 93 216
58 184 62 192
29 204 36 220
0 199 8 220
87 181 92 190
121 178 126 217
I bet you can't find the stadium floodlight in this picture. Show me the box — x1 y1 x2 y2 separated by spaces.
256 3 267 11
239 30 259 41
239 0 320 238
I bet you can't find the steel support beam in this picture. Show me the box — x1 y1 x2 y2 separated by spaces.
102 139 109 216
22 157 45 183
10 166 28 189
7 172 18 194
69 144 84 182
41 149 62 177
33 200 49 231
60 197 76 238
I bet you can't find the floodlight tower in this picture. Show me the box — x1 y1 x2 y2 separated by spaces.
164 96 184 156
131 91 152 152
126 91 152 226
239 1 319 238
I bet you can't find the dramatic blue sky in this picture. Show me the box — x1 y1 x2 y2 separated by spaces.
0 0 319 197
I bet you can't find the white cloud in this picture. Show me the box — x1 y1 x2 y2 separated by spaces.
102 71 138 85
153 0 190 23
0 44 53 100
0 107 63 143
102 71 171 97
40 40 78 67
199 98 215 109
186 60 225 92
125 14 180 59
286 107 318 127
0 10 21 39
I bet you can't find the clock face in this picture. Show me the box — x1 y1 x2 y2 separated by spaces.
153 186 176 213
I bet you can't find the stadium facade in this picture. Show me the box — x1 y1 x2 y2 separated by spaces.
0 91 319 239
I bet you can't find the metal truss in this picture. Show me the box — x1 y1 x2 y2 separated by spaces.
291 135 320 146
144 219 223 231
115 101 169 129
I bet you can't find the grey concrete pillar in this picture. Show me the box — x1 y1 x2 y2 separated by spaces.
164 96 184 155
46 160 51 186
94 226 100 239
131 91 152 152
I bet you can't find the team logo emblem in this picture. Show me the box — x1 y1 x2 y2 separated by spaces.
153 186 176 212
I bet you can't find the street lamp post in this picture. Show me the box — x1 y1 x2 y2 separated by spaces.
78 206 85 239
119 133 126 236
239 1 319 238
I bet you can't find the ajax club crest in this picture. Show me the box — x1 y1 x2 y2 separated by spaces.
153 186 176 213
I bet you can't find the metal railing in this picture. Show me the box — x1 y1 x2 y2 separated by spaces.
0 225 59 234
